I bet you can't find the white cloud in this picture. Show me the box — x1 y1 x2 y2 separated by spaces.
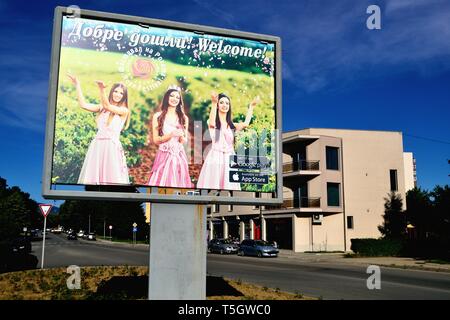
0 79 48 132
258 0 450 92
192 0 240 29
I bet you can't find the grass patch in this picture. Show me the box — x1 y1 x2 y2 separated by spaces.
0 266 315 300
426 259 450 265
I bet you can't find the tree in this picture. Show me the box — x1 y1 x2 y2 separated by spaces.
405 187 432 240
378 192 406 240
430 185 450 243
59 185 147 240
0 177 37 241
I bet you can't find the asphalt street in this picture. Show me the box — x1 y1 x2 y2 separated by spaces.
30 233 450 300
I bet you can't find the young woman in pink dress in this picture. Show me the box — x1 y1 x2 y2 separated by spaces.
196 92 260 191
67 74 130 185
147 87 193 188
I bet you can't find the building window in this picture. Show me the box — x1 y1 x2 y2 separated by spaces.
326 146 339 170
347 216 354 229
213 204 220 213
228 191 233 212
390 169 398 191
253 192 260 210
327 183 340 207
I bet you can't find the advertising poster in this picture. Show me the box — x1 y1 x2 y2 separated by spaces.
52 13 277 193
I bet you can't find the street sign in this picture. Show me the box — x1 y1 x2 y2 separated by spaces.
39 204 53 217
133 227 137 232
39 204 52 270
133 222 137 228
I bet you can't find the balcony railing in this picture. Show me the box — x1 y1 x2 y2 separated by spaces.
265 197 321 210
283 160 320 173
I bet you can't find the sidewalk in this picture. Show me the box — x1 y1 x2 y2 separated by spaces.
277 249 450 273
86 237 149 249
338 256 450 273
278 250 344 262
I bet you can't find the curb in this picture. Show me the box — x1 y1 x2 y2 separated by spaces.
81 237 149 249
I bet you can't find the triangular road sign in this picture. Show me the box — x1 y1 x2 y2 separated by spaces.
39 204 53 217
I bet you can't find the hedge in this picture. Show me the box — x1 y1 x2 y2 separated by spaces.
350 238 404 257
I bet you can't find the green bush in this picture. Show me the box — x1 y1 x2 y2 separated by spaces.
350 238 404 257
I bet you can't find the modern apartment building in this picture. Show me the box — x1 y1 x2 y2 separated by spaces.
207 128 415 252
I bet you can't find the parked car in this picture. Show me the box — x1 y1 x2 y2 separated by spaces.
30 229 41 241
77 230 85 238
67 231 77 240
208 238 239 254
238 240 279 258
87 233 96 241
52 228 62 234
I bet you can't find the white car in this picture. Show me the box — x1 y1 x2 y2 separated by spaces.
77 230 85 238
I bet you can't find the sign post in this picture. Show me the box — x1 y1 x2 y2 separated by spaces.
132 223 137 245
39 204 52 269
148 203 207 300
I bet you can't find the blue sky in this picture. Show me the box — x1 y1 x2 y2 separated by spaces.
0 0 449 203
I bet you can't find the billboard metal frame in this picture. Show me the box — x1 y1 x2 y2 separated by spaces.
42 6 283 205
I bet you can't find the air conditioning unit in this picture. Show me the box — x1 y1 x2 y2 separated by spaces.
312 214 323 225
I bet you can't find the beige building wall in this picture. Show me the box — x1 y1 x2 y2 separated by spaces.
293 217 311 252
305 135 343 213
293 215 345 252
298 128 407 250
310 214 346 251
403 152 415 192
208 128 409 253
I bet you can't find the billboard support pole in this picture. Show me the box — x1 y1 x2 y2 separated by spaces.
148 203 207 300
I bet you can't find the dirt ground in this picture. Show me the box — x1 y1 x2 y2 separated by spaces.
0 266 315 300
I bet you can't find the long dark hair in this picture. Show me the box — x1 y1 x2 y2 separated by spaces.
215 93 235 142
101 83 130 129
157 89 186 136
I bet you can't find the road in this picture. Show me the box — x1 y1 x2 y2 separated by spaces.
29 233 450 300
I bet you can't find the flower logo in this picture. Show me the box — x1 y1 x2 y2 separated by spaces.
131 58 155 79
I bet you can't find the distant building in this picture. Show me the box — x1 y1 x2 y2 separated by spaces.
403 152 417 191
207 128 415 252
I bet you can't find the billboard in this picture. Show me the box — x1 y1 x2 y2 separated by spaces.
43 7 282 204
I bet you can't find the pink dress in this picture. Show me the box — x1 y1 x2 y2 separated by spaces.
78 110 130 185
148 115 193 188
196 126 241 191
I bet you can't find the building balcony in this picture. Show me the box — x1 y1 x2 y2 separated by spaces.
283 160 321 177
264 197 321 213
